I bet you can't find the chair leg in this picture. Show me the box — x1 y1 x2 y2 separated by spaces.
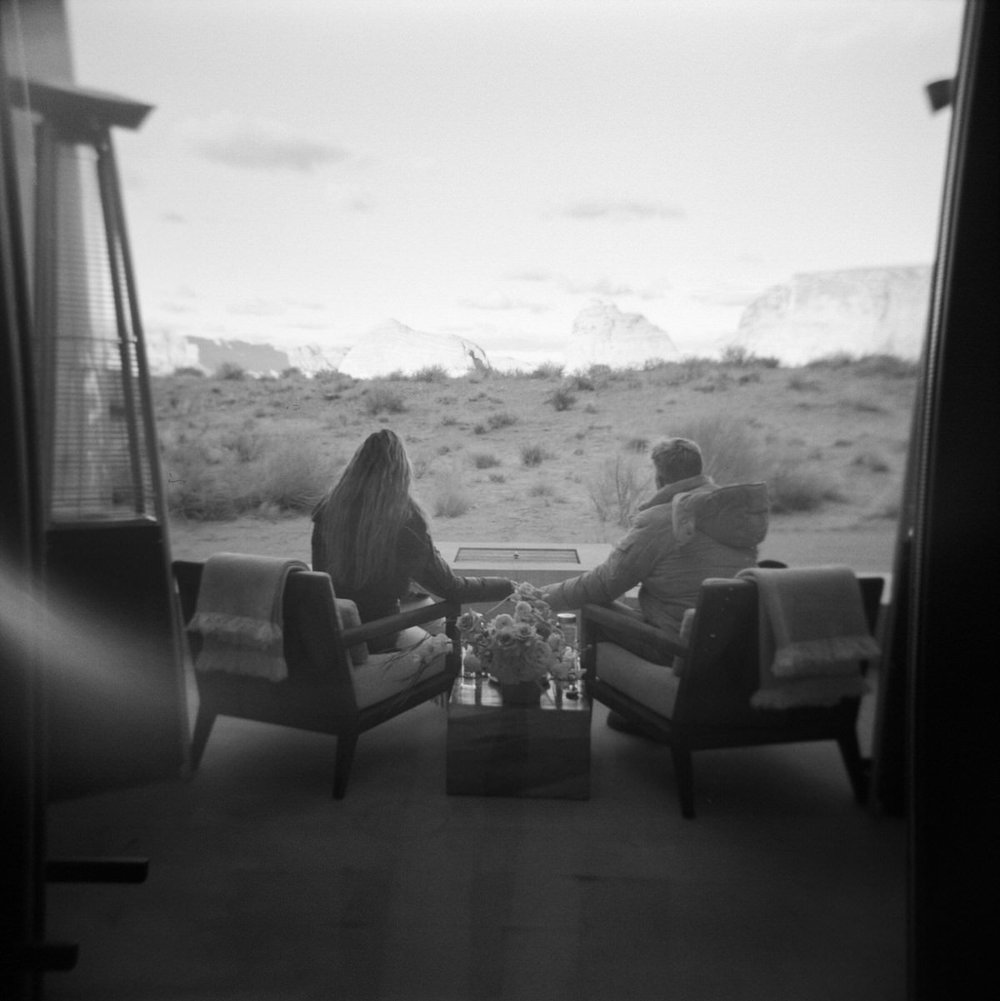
188 704 216 771
332 732 359 800
671 747 696 819
838 730 870 805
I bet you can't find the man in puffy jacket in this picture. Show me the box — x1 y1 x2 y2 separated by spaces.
540 437 769 642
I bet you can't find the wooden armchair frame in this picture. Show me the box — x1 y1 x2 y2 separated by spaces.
172 560 461 798
580 574 884 818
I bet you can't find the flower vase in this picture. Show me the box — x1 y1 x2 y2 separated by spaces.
500 680 541 706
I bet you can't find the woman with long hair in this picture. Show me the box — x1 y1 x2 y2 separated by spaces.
311 429 514 647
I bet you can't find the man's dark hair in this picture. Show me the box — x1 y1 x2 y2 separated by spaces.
651 437 703 484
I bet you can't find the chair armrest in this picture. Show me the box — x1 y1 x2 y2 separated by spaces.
581 603 688 664
340 599 460 647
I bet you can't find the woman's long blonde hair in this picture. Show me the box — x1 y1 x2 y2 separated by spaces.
313 429 425 590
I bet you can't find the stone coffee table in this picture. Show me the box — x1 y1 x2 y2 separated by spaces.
445 674 592 799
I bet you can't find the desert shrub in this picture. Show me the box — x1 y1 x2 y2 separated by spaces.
254 439 334 512
667 412 767 484
531 362 564 379
641 357 672 373
489 411 517 430
787 374 822 392
475 411 517 433
472 452 501 469
411 364 450 383
221 424 264 463
565 372 595 392
441 415 458 427
281 367 302 379
806 352 855 370
853 354 920 379
853 450 891 473
720 346 781 369
163 439 240 520
647 356 715 387
585 364 616 388
840 394 889 415
547 387 577 411
528 481 557 498
364 383 407 415
625 437 649 453
720 345 752 367
216 362 246 381
520 444 552 467
173 365 204 377
314 369 355 392
164 433 335 519
767 462 846 513
169 475 241 520
488 473 506 484
587 454 651 528
432 471 471 518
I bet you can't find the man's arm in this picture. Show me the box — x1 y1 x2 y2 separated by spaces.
540 519 662 611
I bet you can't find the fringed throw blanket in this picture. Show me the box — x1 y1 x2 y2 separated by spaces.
188 553 310 682
736 565 881 709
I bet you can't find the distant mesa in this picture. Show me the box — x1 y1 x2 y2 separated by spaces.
337 319 490 379
144 264 931 379
731 265 931 365
144 330 347 378
565 301 679 373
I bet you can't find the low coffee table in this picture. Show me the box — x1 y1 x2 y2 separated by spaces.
445 675 592 799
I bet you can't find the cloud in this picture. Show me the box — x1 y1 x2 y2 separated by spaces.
458 291 551 313
182 113 350 172
505 267 555 283
345 194 375 213
226 298 288 317
560 276 665 300
691 288 760 308
558 198 685 222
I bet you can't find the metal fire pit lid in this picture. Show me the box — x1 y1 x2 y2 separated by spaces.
454 547 580 564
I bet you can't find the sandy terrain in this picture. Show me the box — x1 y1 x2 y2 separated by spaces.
158 360 913 578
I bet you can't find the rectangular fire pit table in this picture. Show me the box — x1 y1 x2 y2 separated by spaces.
446 675 592 799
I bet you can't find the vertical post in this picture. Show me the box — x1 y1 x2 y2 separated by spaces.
95 131 146 513
0 30 46 1001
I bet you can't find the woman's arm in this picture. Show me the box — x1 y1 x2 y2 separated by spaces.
403 526 514 604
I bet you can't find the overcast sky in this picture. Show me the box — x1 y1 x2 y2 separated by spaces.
59 0 963 366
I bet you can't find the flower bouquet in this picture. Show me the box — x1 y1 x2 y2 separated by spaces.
457 582 578 700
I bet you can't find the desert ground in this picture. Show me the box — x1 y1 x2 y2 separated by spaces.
157 355 916 576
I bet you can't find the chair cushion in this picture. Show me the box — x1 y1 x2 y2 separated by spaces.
350 632 452 709
672 608 697 677
334 598 368 665
596 641 681 718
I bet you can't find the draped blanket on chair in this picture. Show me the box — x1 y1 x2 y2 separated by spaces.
187 553 310 682
737 565 880 709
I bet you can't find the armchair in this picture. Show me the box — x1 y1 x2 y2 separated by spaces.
580 572 883 818
172 558 461 798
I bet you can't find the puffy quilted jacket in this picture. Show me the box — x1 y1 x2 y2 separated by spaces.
541 474 769 638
